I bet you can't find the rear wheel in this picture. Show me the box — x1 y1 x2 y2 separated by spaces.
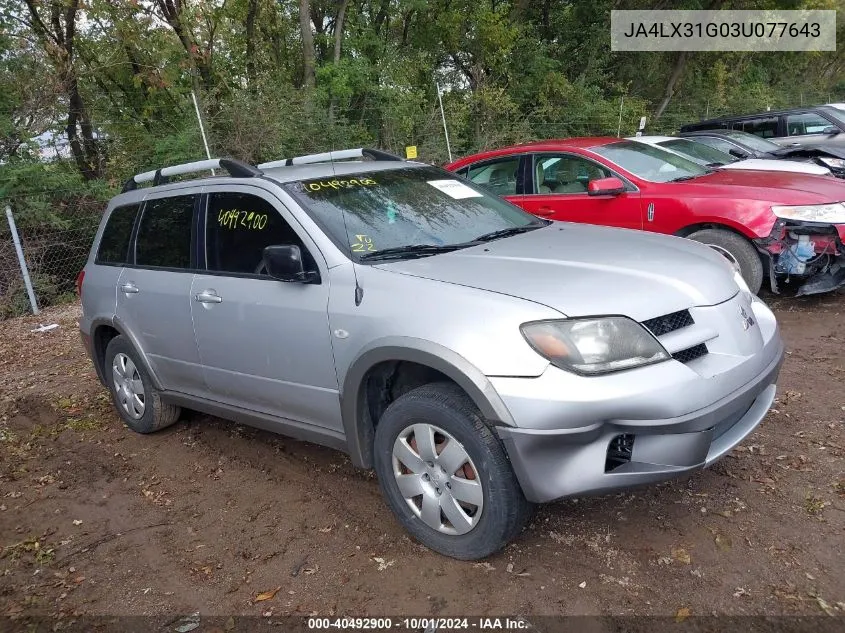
687 228 764 294
105 335 180 434
373 382 532 560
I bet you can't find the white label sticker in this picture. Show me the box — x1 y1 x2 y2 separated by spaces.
427 179 483 199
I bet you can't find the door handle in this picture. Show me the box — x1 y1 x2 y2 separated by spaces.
534 207 555 216
120 283 139 294
195 290 223 304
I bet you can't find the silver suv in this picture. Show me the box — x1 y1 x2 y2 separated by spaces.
79 148 785 560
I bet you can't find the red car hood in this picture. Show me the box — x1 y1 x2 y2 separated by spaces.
668 170 845 204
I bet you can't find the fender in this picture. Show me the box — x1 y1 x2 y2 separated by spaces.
340 337 517 468
90 316 165 391
671 199 778 240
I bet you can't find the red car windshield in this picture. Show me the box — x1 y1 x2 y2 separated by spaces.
592 141 709 183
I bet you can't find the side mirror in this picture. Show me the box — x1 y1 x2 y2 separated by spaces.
262 245 317 283
587 177 626 196
728 148 749 159
822 126 841 136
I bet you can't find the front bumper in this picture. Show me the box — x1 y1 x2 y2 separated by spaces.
493 296 785 503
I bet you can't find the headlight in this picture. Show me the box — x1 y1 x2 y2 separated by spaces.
771 203 845 223
520 317 670 376
818 157 845 169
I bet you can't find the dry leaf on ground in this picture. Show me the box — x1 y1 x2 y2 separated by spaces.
254 587 281 602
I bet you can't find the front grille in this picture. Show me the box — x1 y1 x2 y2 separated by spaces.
673 343 708 364
642 309 694 337
605 434 635 472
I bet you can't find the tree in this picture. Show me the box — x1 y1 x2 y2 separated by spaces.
299 0 316 88
20 0 104 179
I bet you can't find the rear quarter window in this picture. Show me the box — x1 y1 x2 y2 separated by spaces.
95 203 141 265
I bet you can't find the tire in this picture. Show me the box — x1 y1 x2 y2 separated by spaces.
687 228 764 294
104 335 181 434
373 382 533 560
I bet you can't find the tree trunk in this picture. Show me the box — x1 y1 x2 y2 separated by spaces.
654 51 688 120
299 0 316 88
245 0 259 90
333 0 348 64
328 0 349 120
373 0 389 37
154 0 215 92
57 63 103 181
23 0 103 180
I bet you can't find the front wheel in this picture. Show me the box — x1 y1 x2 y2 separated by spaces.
373 383 532 560
687 228 764 294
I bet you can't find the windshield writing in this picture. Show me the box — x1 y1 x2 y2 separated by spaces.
286 167 543 260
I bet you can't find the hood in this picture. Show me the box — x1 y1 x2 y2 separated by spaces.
673 169 845 204
721 158 830 175
771 143 845 160
373 224 738 321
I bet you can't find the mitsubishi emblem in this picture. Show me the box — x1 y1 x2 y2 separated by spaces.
739 305 755 331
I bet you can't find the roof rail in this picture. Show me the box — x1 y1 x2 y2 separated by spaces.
121 158 262 193
257 148 404 170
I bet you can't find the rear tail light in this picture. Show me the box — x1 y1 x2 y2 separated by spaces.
75 270 85 299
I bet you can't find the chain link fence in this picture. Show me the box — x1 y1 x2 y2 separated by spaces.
1 91 841 319
1 198 102 319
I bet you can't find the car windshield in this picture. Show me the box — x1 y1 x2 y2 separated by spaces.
821 107 845 126
285 166 545 261
591 140 709 182
658 138 738 165
711 130 782 152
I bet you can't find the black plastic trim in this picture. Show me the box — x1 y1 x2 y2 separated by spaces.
161 392 347 454
361 148 405 162
219 157 264 177
340 340 517 468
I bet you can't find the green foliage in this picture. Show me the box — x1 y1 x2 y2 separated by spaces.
2 0 842 173
0 273 70 319
1 0 844 317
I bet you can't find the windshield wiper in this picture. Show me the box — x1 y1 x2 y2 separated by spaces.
668 174 700 182
358 244 464 262
705 161 727 168
472 225 542 243
358 225 544 261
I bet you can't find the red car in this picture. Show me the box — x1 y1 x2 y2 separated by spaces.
446 138 845 296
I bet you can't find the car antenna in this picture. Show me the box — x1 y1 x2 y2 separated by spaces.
328 142 364 306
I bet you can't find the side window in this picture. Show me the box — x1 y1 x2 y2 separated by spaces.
785 112 834 136
532 154 612 194
467 158 520 196
135 195 196 269
739 117 778 138
205 192 315 275
96 203 140 265
693 136 742 155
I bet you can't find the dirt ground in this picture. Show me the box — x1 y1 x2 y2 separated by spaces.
1 293 844 625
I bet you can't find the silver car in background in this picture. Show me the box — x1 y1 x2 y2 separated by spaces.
78 149 785 560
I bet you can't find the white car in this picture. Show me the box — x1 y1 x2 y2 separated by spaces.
629 135 832 176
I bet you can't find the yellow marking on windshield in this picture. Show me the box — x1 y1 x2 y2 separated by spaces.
351 234 376 252
305 178 378 192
